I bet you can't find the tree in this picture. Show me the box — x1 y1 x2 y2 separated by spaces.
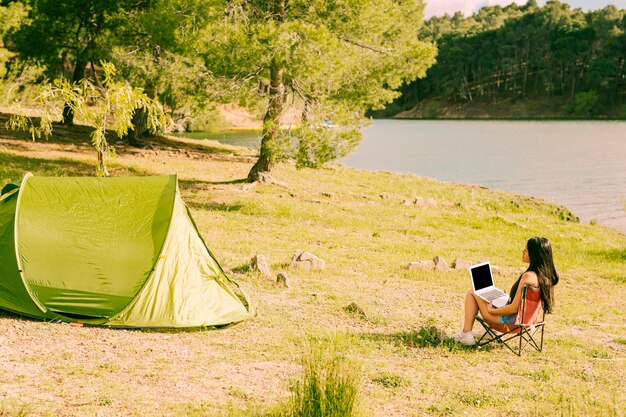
11 0 144 125
103 0 219 146
6 62 167 176
194 0 436 182
0 1 29 78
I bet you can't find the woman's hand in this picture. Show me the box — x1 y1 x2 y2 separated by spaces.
487 304 497 314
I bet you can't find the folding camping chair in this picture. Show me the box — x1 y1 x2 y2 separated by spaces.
475 285 545 356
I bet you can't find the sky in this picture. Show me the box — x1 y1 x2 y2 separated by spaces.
424 0 626 18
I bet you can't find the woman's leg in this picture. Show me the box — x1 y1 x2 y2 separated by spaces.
463 290 501 332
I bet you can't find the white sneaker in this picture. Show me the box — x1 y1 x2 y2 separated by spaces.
452 331 475 346
472 329 487 338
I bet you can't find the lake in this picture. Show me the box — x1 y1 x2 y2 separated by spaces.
346 120 626 233
181 120 626 233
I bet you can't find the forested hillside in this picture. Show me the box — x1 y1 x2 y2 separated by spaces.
379 0 626 119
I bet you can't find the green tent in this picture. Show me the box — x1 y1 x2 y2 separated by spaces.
0 173 251 328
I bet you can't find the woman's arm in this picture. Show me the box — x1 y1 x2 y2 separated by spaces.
487 272 538 316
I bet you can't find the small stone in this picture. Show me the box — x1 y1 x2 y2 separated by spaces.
321 192 337 199
291 250 325 271
276 272 291 288
433 256 449 272
414 196 425 205
345 302 367 319
250 255 272 277
407 260 435 271
426 198 437 207
492 266 502 276
402 199 413 206
452 258 473 270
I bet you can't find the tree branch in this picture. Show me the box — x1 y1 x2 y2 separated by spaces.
339 36 392 55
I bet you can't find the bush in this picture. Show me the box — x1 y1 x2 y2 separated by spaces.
290 339 360 417
568 90 601 118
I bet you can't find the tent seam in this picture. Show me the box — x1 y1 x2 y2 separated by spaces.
13 172 48 314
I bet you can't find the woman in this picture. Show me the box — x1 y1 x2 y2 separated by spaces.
453 236 559 346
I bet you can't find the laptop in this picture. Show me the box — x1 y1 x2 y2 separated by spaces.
469 262 509 307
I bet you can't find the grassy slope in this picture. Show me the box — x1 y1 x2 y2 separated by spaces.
0 119 625 417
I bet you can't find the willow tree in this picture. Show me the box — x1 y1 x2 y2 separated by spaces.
196 0 436 182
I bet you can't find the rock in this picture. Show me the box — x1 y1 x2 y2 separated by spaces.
433 256 449 272
452 258 473 270
250 255 272 277
402 199 413 206
426 198 437 207
321 192 337 199
407 260 435 271
492 266 501 276
413 196 425 205
291 250 326 271
345 302 367 319
276 272 291 288
379 193 390 199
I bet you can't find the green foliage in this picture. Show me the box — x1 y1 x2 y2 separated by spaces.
295 126 361 169
5 62 167 176
0 63 46 107
0 1 29 78
456 391 498 407
290 338 360 417
107 0 224 127
194 0 436 174
371 373 409 389
568 90 601 117
392 1 626 117
398 325 448 348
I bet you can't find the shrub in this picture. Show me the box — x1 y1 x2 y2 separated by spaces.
289 339 360 417
568 90 601 118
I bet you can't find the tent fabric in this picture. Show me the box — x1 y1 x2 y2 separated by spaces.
0 173 252 328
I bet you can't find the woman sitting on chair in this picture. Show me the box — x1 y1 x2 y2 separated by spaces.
453 236 559 346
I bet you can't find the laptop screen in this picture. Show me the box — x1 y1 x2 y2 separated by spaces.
471 263 493 291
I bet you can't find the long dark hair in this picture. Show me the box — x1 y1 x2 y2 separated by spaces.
524 236 559 313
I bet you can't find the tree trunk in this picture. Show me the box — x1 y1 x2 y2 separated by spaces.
122 107 149 147
122 45 160 146
247 0 286 183
247 57 285 182
62 56 87 126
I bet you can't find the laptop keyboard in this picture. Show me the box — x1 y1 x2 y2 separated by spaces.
481 289 506 300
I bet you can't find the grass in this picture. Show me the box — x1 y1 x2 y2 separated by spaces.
0 118 625 417
289 337 360 417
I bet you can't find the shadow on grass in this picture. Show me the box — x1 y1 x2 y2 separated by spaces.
179 178 249 191
185 200 245 213
0 308 241 333
0 151 98 178
0 111 252 157
361 326 491 353
0 111 112 144
0 150 149 179
150 134 247 156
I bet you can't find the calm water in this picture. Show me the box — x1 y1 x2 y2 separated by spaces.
345 120 626 233
181 120 626 233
